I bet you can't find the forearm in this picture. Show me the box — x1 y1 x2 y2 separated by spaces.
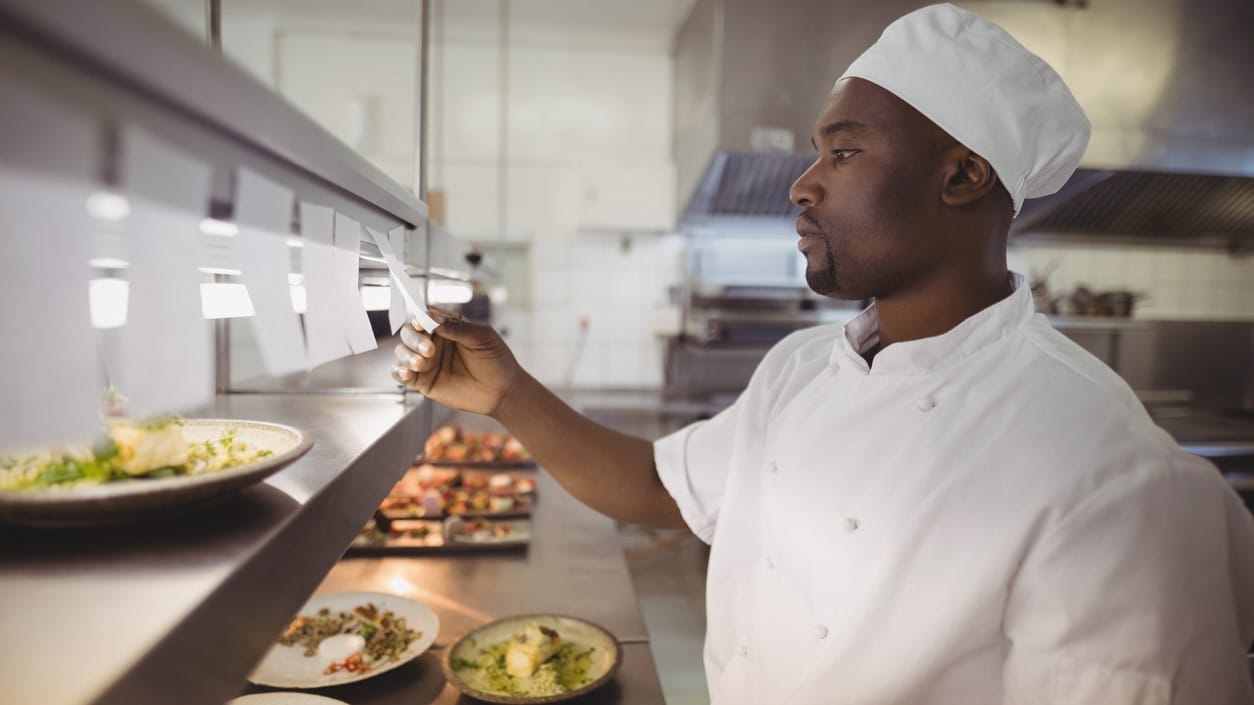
490 372 686 529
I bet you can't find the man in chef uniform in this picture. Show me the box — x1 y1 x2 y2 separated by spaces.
394 4 1254 703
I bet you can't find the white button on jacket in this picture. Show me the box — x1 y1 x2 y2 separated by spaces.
654 274 1254 705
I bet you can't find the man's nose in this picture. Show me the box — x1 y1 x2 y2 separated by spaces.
789 160 824 208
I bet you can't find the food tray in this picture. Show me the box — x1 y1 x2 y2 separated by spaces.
421 459 538 469
378 466 537 520
346 517 531 555
423 426 534 467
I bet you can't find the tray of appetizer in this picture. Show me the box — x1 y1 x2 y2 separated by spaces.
346 515 531 555
378 464 536 520
423 426 535 468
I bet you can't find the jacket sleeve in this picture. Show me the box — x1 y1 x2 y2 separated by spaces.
1002 452 1254 705
652 329 815 544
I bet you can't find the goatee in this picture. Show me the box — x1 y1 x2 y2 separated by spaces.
805 236 838 295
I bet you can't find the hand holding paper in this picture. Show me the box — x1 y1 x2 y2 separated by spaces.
365 226 440 333
390 312 521 418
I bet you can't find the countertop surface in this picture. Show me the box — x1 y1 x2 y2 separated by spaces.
239 469 663 704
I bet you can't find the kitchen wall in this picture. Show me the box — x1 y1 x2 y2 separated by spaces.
1009 243 1254 320
426 10 681 388
138 0 686 389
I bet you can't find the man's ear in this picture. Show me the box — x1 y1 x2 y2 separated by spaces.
939 146 999 207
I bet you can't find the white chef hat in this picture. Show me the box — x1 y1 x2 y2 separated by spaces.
838 3 1090 216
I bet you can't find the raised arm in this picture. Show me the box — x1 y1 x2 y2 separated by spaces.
392 312 686 530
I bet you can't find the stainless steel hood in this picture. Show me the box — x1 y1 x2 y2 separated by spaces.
674 0 1254 249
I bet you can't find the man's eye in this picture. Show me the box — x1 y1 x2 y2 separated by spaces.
831 149 858 162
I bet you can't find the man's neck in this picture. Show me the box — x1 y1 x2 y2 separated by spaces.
865 267 1013 364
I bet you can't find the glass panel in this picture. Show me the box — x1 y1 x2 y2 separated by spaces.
134 0 421 192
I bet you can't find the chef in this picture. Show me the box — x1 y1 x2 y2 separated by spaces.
393 4 1254 703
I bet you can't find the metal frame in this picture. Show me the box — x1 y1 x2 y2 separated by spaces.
0 0 427 229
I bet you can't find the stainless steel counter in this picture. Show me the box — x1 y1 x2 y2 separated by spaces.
238 470 665 704
0 393 425 705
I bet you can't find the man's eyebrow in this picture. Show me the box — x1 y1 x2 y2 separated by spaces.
811 120 872 148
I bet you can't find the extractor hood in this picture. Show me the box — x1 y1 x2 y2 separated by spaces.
674 0 1254 250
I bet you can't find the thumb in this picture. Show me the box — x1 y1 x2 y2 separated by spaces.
426 309 493 346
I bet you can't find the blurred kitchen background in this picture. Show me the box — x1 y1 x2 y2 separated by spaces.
126 0 1254 702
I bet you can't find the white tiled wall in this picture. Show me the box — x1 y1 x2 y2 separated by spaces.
167 5 684 390
1008 243 1254 320
497 233 686 389
429 28 681 389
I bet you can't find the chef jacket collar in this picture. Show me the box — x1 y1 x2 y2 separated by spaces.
833 272 1032 376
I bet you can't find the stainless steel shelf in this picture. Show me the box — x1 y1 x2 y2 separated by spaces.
0 0 426 228
0 392 428 705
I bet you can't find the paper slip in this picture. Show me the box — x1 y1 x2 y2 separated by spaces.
118 126 214 417
233 169 306 376
298 202 352 369
365 225 439 333
0 170 101 451
331 213 378 354
387 227 407 334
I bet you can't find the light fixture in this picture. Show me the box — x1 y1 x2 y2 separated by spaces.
198 266 242 277
85 191 131 221
199 282 254 319
428 279 474 305
360 285 391 311
89 277 129 328
199 218 239 237
289 285 307 314
88 257 130 270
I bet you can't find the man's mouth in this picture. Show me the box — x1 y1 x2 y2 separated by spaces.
795 215 823 240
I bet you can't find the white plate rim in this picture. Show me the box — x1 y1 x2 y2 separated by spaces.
226 693 349 705
249 591 440 689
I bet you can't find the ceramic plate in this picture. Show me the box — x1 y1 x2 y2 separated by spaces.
0 419 312 525
443 614 622 704
250 591 439 689
227 693 348 705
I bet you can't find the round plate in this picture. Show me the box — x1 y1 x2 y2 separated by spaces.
442 614 622 704
0 419 312 526
227 694 348 705
250 591 439 689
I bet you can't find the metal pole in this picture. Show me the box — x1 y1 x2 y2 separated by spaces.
415 0 430 201
497 0 508 246
205 0 221 52
213 274 232 393
207 0 226 393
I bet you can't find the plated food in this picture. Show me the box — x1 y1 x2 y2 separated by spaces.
380 465 536 519
0 419 311 525
425 426 533 465
0 417 274 490
250 592 439 689
443 615 621 703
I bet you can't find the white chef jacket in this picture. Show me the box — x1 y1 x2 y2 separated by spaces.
654 273 1254 705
